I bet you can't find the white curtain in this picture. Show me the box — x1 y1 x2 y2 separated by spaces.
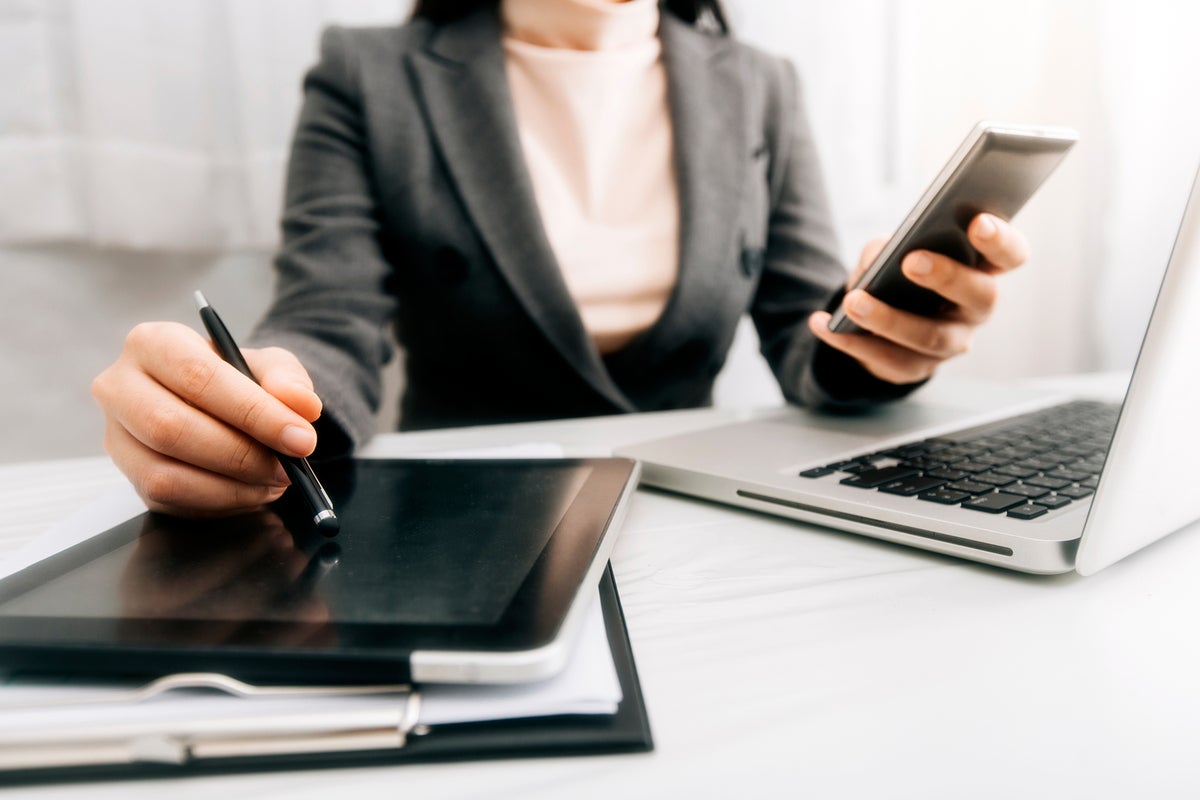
3 0 1198 374
0 0 407 252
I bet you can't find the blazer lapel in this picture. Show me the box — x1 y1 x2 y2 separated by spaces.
657 15 747 332
407 10 635 412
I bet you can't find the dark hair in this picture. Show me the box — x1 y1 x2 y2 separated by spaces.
410 0 729 34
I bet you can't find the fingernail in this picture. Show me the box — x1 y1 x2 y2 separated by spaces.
280 424 316 455
976 214 997 239
301 385 323 410
848 292 874 319
272 462 291 487
907 253 932 277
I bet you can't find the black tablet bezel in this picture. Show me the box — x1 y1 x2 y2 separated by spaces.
0 457 638 684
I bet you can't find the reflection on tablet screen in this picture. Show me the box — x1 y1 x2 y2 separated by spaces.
0 461 591 629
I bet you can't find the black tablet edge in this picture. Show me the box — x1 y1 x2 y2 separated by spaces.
0 458 641 686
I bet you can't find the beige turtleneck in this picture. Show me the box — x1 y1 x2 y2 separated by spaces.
500 0 679 355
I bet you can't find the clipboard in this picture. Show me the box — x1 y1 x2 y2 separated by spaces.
0 566 653 785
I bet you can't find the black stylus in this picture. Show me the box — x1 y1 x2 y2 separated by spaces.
194 291 340 535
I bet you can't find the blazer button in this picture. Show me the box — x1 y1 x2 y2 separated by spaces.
740 247 765 278
434 246 470 284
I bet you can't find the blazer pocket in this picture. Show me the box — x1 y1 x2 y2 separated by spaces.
743 146 772 244
739 242 766 279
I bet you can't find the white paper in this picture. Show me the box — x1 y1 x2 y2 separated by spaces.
0 592 619 745
0 480 145 582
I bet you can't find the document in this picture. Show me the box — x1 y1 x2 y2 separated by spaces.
0 589 620 752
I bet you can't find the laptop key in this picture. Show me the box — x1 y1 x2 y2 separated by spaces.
878 476 948 496
918 488 972 505
840 466 919 488
1008 503 1049 520
994 464 1038 479
947 479 992 494
1047 468 1091 482
1016 457 1062 471
800 467 837 478
948 460 996 473
927 467 970 481
962 492 1027 513
1004 482 1050 499
973 471 1018 487
898 457 947 471
1055 485 1095 499
1037 494 1073 509
1025 475 1072 490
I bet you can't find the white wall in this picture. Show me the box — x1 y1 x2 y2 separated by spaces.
4 0 1200 461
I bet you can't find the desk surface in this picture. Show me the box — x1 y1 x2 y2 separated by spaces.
4 377 1200 799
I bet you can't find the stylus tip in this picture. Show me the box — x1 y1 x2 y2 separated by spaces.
315 513 340 536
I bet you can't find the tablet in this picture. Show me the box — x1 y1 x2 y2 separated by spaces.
0 457 639 685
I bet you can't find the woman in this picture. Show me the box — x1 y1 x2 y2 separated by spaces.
92 0 1030 517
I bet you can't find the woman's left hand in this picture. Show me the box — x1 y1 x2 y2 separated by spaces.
807 213 1030 385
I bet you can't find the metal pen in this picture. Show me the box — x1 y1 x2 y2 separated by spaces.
194 291 339 535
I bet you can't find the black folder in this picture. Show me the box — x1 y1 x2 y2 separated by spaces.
1 565 652 785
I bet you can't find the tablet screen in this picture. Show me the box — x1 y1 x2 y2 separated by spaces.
1 460 589 627
0 458 636 682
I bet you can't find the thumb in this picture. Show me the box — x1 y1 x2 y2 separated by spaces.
244 347 323 423
849 235 890 289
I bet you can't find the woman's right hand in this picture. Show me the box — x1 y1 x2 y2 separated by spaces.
92 322 323 518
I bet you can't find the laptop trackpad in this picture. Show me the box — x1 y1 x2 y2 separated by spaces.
630 381 1063 472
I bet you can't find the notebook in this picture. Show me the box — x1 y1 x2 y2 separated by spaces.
618 165 1200 575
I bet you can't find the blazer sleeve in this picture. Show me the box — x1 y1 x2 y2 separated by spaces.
751 57 924 410
248 27 397 457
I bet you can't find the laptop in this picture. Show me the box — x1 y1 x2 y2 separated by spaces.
618 166 1200 575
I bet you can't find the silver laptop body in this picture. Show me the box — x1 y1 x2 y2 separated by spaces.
619 167 1200 575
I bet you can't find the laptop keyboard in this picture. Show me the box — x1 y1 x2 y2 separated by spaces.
799 400 1120 521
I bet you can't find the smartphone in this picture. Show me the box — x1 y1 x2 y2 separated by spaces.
828 122 1078 333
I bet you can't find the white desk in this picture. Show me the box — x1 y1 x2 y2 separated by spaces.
4 379 1200 799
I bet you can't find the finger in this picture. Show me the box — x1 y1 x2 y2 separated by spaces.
121 518 293 610
808 312 942 385
178 515 299 602
126 323 317 457
849 235 891 287
203 527 308 615
900 251 998 325
103 366 290 488
839 290 975 360
104 420 286 517
968 213 1029 272
245 347 323 423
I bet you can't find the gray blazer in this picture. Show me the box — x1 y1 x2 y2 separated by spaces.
252 7 904 454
